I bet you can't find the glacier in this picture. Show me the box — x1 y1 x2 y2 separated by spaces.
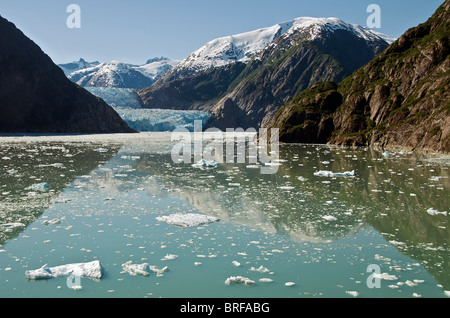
85 87 211 132
114 107 211 132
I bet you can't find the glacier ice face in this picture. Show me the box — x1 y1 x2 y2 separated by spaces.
113 107 211 132
85 87 211 132
85 87 143 109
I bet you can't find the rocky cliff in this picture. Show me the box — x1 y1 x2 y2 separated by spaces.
267 1 449 153
0 15 135 134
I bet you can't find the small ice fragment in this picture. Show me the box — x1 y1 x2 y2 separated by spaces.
259 278 273 283
314 170 355 177
426 208 447 216
249 265 270 273
42 219 61 226
232 261 241 267
225 276 255 286
25 260 102 280
192 159 219 168
0 223 26 229
26 182 49 192
374 273 398 281
284 282 296 287
322 215 337 221
346 291 359 297
122 261 151 276
94 148 108 152
161 254 178 261
156 213 219 228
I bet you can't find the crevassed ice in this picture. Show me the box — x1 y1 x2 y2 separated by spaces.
114 107 211 132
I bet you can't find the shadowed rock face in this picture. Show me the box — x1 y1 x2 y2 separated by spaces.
0 15 135 134
268 1 449 153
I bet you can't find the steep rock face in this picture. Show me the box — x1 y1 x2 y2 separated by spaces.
138 62 246 111
0 15 135 134
267 1 449 153
209 27 388 129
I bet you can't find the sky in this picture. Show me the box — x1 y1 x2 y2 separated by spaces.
0 0 444 65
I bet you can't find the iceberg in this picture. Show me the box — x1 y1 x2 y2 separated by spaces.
192 159 220 168
25 260 102 280
156 213 219 228
225 276 256 286
426 208 448 216
313 170 355 177
0 222 26 229
26 182 50 192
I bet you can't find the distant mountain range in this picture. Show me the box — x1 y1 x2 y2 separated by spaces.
138 16 393 129
267 0 449 153
59 57 179 89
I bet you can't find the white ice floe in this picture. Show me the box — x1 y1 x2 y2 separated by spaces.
373 272 398 281
284 282 296 287
225 276 256 286
249 265 270 273
26 182 49 192
426 208 448 216
346 291 359 297
156 213 219 228
322 215 338 221
313 170 355 177
192 159 220 168
0 223 26 229
232 261 241 267
121 261 169 277
161 254 178 261
25 260 102 280
259 278 273 283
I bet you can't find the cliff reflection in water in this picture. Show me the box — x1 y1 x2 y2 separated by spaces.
0 141 121 244
135 143 449 289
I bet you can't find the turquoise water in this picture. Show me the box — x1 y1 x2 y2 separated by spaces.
0 133 448 298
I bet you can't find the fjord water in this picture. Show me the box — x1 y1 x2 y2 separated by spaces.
0 133 448 298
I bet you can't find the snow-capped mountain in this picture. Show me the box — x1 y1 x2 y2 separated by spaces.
58 58 100 76
60 58 179 89
165 17 395 80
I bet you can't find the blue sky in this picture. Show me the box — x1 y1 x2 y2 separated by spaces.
0 0 444 64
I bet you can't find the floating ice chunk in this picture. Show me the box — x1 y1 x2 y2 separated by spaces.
156 213 219 228
322 215 338 221
26 182 49 192
94 148 108 152
232 261 241 267
313 170 355 177
25 260 102 280
0 222 26 229
122 261 151 276
162 254 178 261
121 261 169 277
373 273 398 281
192 159 220 168
426 208 447 216
346 291 359 297
42 218 62 226
250 265 270 273
382 151 393 158
284 282 296 287
149 265 169 277
225 276 255 286
259 278 273 283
